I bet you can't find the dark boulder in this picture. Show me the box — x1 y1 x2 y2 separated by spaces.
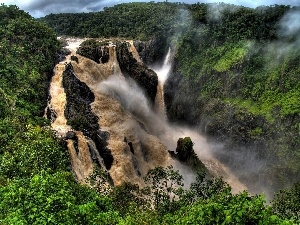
176 137 194 162
66 131 77 140
174 137 206 173
56 47 71 63
70 55 79 63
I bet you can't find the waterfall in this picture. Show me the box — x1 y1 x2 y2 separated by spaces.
154 47 172 118
151 47 247 192
47 39 247 193
157 47 172 83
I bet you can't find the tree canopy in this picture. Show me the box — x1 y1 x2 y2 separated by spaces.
1 3 300 224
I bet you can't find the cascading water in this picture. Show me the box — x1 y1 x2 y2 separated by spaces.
150 46 248 192
154 47 172 118
67 40 168 186
48 38 247 193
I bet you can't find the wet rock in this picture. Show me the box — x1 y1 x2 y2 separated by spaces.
62 63 114 170
173 137 206 173
128 142 134 154
76 39 109 64
66 131 77 140
168 150 177 158
133 37 167 66
116 42 158 104
56 47 71 63
46 104 57 123
70 55 79 63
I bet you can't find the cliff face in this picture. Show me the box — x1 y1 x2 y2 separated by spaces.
63 63 113 170
76 39 110 64
116 42 158 104
164 41 300 194
133 38 167 66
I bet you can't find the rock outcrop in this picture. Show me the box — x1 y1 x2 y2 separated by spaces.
56 47 71 63
76 39 109 64
116 42 158 104
133 38 167 66
62 63 113 170
169 137 206 173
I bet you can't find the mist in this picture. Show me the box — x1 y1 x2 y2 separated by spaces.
165 3 300 201
278 8 300 39
97 50 248 193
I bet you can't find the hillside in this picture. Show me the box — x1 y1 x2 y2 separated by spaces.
165 4 300 193
40 1 300 192
0 3 300 224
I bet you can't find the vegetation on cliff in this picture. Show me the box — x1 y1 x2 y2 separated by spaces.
76 39 110 63
1 3 300 224
165 3 300 192
0 4 66 180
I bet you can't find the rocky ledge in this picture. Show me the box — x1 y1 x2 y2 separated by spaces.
62 63 113 169
116 42 158 105
133 37 167 66
76 39 109 64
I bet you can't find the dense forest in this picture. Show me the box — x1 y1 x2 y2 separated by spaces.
1 2 300 224
41 0 300 197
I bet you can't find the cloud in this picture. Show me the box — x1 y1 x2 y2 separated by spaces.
1 0 119 17
0 0 299 18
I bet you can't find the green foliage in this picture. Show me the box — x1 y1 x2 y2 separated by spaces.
0 171 120 224
189 171 231 201
118 210 160 225
272 182 300 222
0 4 67 182
0 4 59 120
39 2 185 40
162 191 291 224
0 124 69 179
111 182 146 216
213 41 251 72
144 165 184 216
117 167 294 224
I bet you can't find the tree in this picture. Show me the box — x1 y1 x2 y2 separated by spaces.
0 125 69 179
272 182 300 222
0 171 120 224
143 165 184 216
162 191 290 224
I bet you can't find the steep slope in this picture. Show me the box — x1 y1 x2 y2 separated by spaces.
47 38 168 186
164 6 300 195
47 38 247 193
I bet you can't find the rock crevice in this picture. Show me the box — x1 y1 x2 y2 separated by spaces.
62 63 113 170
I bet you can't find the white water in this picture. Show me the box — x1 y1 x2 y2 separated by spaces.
154 47 248 192
48 38 247 193
155 47 172 84
99 46 247 193
154 47 172 118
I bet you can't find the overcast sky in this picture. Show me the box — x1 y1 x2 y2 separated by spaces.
0 0 299 18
